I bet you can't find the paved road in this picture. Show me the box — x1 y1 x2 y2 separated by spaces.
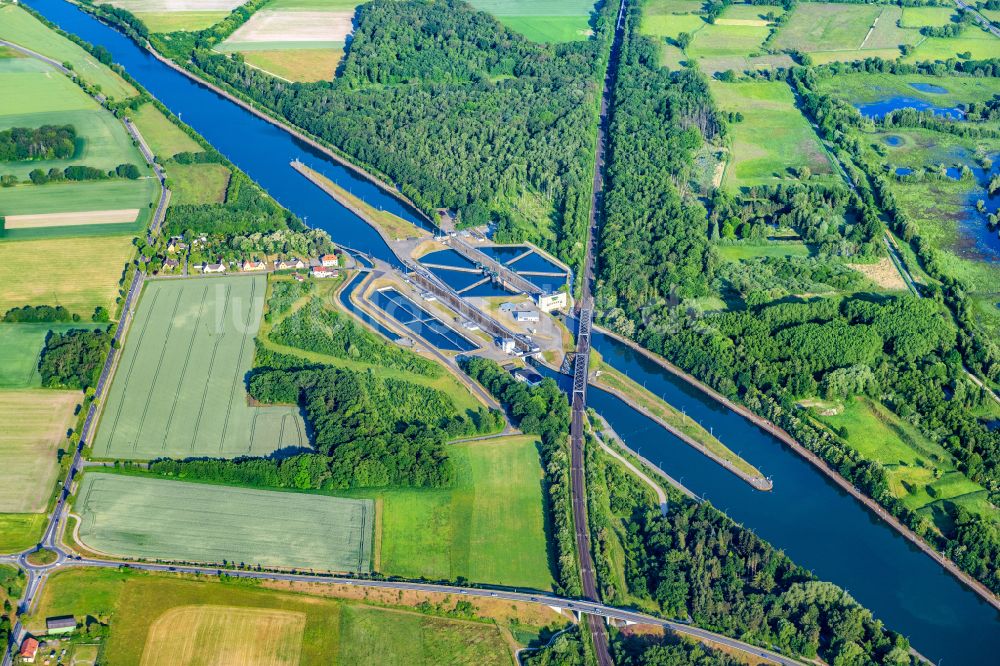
955 0 1000 37
0 38 73 74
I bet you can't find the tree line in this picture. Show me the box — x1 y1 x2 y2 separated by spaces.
0 124 75 161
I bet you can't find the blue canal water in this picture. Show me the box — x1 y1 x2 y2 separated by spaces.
25 1 1000 661
507 251 567 275
370 288 476 352
855 96 964 120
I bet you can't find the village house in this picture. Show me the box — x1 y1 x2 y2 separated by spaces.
311 265 338 279
162 258 179 271
19 637 38 663
242 259 266 272
201 261 226 274
320 253 340 267
275 257 305 270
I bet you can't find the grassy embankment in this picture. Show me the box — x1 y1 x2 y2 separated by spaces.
588 349 766 481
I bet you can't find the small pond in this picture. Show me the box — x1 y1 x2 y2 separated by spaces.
895 167 913 176
909 82 948 94
855 97 963 120
884 135 903 147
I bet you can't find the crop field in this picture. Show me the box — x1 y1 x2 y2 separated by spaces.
0 513 47 553
687 23 771 58
141 605 306 666
0 4 136 100
0 235 134 317
337 604 513 665
92 276 308 460
0 390 77 514
0 178 157 239
241 48 343 82
35 570 514 665
640 10 705 41
0 323 91 388
108 0 241 31
709 80 835 189
75 473 375 572
167 162 231 204
772 3 919 57
127 103 202 159
358 436 554 589
469 0 598 42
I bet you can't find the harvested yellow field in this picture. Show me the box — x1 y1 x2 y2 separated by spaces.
4 209 139 230
225 10 354 44
242 48 344 82
0 390 78 513
715 18 769 26
0 235 135 317
847 257 907 291
140 605 306 666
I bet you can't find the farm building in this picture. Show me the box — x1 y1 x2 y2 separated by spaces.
19 637 38 663
320 253 340 267
536 292 568 312
276 258 305 270
45 616 76 634
514 309 539 323
311 266 338 278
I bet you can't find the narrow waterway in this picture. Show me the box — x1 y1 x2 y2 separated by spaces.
22 1 1000 662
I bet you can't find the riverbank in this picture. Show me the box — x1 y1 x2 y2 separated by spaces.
588 352 771 491
594 324 1000 612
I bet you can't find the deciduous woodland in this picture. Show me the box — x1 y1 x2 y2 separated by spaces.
142 0 625 272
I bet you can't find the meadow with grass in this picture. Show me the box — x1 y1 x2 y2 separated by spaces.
92 275 308 460
75 472 375 572
0 323 91 388
469 0 598 42
0 4 136 100
33 569 515 665
709 79 835 188
167 162 231 204
126 103 202 159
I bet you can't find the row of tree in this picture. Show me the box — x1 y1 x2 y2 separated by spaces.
0 124 75 161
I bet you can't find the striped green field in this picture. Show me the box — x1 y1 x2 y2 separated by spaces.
0 4 136 100
75 473 374 572
92 276 307 460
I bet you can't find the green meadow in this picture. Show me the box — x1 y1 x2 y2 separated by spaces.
0 323 93 388
167 162 231 204
469 0 598 42
709 80 835 188
342 436 554 590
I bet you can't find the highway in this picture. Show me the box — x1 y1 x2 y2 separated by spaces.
955 0 1000 38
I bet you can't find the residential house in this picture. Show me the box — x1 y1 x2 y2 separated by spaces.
19 638 38 663
202 261 226 274
320 253 340 267
275 257 305 270
162 258 179 271
311 265 338 279
242 259 266 272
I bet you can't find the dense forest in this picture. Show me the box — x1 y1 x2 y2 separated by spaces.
38 328 110 390
460 356 579 597
0 125 75 161
152 347 501 489
598 12 718 314
151 0 623 271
